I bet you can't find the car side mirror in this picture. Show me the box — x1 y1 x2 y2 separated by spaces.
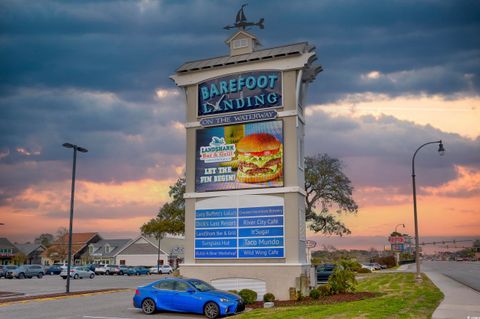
186 288 195 293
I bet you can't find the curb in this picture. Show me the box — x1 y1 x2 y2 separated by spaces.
0 288 130 304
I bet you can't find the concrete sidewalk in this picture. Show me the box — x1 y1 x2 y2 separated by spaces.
425 271 480 319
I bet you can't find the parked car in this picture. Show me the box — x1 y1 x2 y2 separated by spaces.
361 264 376 271
105 264 122 275
127 266 150 276
94 264 107 275
150 265 173 274
119 265 130 275
366 263 382 270
86 264 98 272
0 265 5 278
5 264 44 279
1 265 17 278
60 266 95 279
133 277 245 318
316 263 336 283
45 264 63 275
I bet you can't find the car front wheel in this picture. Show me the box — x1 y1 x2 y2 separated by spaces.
204 301 220 319
73 274 79 279
18 273 25 279
37 273 43 279
141 298 156 315
89 273 95 279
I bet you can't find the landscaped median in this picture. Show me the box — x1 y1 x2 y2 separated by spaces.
238 273 444 319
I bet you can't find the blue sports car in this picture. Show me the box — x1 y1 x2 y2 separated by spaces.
133 277 245 318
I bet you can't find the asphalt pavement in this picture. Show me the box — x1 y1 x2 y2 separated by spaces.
0 274 158 297
0 290 204 319
0 274 205 319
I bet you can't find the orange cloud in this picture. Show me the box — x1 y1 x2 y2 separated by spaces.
422 165 480 197
307 94 480 139
1 178 176 241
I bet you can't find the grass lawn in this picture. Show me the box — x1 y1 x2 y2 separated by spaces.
237 273 444 319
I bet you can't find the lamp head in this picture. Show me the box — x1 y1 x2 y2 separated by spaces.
438 141 445 156
62 143 74 149
76 147 88 153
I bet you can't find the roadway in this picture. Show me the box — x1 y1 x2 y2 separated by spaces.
403 260 480 291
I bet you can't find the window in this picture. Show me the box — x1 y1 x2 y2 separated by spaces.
88 244 94 254
233 38 248 49
104 244 111 253
154 280 175 290
174 281 191 292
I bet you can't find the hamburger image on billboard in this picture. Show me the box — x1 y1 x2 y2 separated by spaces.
195 120 283 192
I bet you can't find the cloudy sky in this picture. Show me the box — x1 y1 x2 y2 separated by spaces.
1 0 479 251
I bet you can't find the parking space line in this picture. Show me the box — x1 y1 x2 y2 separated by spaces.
83 316 133 319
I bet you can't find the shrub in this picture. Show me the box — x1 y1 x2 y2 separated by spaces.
357 267 372 273
339 259 362 272
263 292 275 302
328 265 357 294
296 290 304 301
309 288 320 299
317 284 333 297
239 289 257 304
373 256 396 268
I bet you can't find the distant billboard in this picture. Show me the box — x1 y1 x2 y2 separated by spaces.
195 120 283 192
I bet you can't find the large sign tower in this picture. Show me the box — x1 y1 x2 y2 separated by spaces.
171 7 321 300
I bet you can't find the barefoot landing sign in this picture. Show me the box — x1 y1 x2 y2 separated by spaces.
198 70 282 116
170 11 321 299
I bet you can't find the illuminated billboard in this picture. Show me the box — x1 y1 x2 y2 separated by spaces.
195 120 283 192
198 71 282 116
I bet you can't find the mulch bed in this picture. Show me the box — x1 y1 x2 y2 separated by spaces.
248 292 378 309
0 288 129 304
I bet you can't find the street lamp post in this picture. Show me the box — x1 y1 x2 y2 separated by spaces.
63 143 88 293
411 140 445 282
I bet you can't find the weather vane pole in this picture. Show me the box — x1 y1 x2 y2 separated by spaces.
224 4 264 31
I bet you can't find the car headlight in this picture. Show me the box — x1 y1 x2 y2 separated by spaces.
219 297 229 303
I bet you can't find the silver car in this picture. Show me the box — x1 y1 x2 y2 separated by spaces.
5 265 44 279
60 266 95 279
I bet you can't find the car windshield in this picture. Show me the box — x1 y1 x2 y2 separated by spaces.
6 266 17 269
187 279 215 292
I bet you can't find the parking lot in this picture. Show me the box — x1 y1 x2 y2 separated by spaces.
0 274 205 319
0 273 158 297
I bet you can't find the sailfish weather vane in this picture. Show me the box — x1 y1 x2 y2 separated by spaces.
224 4 264 30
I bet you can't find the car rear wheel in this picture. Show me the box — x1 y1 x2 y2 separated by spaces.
105 270 110 275
204 301 220 319
18 273 25 279
89 273 95 279
37 273 43 279
73 274 79 279
141 298 156 315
